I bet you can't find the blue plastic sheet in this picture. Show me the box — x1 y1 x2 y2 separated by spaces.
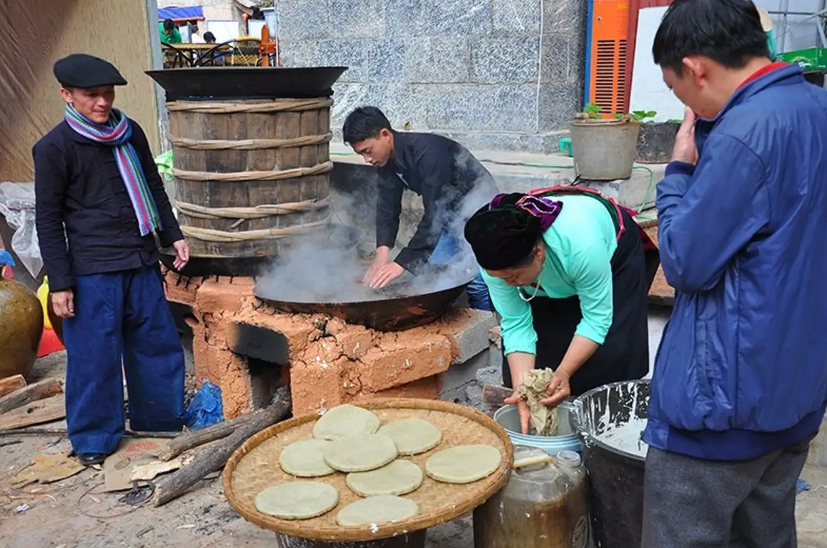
185 381 224 430
158 6 204 21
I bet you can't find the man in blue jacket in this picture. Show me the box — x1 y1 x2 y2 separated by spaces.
643 1 827 546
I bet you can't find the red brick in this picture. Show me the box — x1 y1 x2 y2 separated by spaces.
228 313 320 358
163 270 199 306
359 333 452 392
369 374 444 401
196 278 254 315
290 355 350 416
334 327 374 361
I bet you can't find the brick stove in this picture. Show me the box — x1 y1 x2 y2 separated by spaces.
163 267 499 419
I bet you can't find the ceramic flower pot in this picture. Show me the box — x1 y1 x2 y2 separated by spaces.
569 119 641 180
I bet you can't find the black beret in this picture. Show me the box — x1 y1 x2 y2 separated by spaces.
464 202 542 271
53 54 128 89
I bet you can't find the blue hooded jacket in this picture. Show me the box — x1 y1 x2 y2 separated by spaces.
644 64 827 461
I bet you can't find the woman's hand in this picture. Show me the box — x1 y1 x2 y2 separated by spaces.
504 390 532 434
504 352 537 434
540 369 571 407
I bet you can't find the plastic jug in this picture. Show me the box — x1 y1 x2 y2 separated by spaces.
474 446 590 548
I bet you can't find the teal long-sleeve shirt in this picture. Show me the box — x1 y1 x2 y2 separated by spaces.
482 195 618 356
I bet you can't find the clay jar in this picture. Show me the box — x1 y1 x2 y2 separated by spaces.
0 271 44 379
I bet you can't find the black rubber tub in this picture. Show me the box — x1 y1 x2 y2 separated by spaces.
636 122 680 163
570 380 649 548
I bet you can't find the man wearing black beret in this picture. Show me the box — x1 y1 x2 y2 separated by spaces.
33 54 190 466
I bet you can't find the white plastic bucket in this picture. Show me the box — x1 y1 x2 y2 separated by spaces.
494 402 582 454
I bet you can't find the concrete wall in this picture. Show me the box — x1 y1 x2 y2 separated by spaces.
272 0 587 154
0 0 162 182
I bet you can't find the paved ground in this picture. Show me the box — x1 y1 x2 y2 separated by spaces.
1 313 826 548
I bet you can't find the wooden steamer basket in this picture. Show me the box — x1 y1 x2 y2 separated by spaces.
223 399 514 546
145 67 347 277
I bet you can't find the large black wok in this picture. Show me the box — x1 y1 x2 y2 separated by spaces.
254 272 475 332
146 66 348 100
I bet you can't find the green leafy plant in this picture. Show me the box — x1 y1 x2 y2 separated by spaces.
581 103 603 119
577 104 659 123
612 110 657 122
666 118 683 124
630 110 657 122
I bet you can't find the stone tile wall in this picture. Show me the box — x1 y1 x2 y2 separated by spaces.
273 0 587 153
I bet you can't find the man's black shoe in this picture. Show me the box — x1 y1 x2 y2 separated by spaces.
78 454 107 466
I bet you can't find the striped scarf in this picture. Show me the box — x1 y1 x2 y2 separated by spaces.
64 104 161 235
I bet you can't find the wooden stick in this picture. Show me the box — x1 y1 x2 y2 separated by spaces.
0 375 26 398
157 410 261 462
153 401 290 507
482 385 513 409
0 427 178 439
0 379 63 415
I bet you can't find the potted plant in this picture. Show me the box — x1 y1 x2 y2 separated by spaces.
634 111 681 164
569 103 641 181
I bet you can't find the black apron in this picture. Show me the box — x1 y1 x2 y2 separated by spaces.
501 207 660 396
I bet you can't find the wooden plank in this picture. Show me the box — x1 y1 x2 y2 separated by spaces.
0 394 65 431
0 375 26 398
0 378 63 415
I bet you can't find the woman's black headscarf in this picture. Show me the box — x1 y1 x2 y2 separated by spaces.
464 192 563 270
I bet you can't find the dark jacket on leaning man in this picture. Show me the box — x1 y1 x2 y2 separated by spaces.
33 121 183 292
375 131 497 271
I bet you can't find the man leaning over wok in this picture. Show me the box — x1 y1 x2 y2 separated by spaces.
343 106 499 311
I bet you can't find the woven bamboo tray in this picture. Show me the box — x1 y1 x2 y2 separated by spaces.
223 398 514 542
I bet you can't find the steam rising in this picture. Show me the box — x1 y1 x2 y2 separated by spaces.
255 148 498 304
